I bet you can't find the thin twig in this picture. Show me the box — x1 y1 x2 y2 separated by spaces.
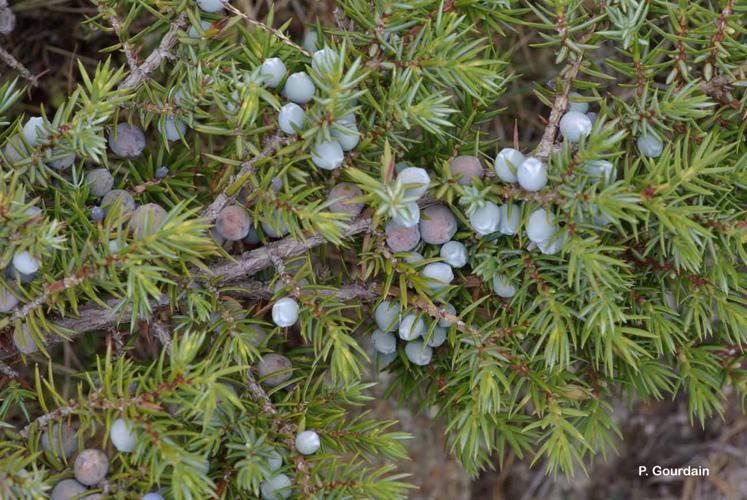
535 31 595 162
245 362 313 494
206 215 373 283
0 215 374 361
226 280 379 302
199 135 288 221
535 55 585 162
0 45 38 87
19 374 191 438
118 12 187 91
222 3 310 57
106 6 139 71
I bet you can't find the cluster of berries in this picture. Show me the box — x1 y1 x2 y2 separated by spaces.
371 299 450 367
43 419 160 499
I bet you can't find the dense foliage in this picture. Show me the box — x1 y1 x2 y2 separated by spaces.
0 0 745 498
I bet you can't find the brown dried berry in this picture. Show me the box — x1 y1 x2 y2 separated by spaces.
255 353 292 386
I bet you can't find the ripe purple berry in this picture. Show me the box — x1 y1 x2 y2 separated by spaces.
40 422 78 459
419 204 457 245
327 182 364 217
155 166 169 179
50 479 87 500
161 117 186 141
215 205 252 241
85 168 114 197
101 189 135 216
256 353 292 386
130 203 167 238
74 448 109 486
109 123 146 159
385 219 420 252
91 206 105 222
448 155 483 185
48 151 76 170
261 216 290 239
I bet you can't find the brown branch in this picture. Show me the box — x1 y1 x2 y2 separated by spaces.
0 45 38 87
118 12 187 91
245 359 313 494
0 215 374 362
199 135 288 221
535 55 585 162
106 6 139 72
226 279 379 303
19 374 191 438
535 32 595 162
206 215 373 283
